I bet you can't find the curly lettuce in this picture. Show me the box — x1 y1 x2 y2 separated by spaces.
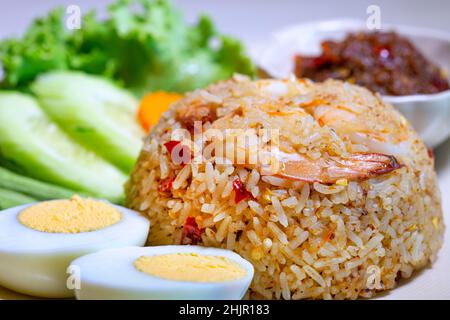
0 0 255 94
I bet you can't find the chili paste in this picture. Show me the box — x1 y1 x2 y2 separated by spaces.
294 32 449 96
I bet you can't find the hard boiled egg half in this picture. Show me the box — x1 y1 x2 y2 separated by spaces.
70 245 254 300
0 196 150 298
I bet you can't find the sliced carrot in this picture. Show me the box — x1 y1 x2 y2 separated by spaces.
137 92 182 132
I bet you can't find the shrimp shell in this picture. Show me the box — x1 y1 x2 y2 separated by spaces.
273 153 402 184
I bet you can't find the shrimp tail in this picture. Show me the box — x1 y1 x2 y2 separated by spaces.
275 152 402 184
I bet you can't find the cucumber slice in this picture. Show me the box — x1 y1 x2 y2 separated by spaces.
32 71 144 173
0 92 127 202
0 188 36 210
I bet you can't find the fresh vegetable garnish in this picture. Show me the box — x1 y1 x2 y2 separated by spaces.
0 92 127 203
0 0 255 94
180 216 203 245
138 92 182 131
0 167 80 201
0 188 36 210
31 71 144 173
0 0 255 210
232 178 253 204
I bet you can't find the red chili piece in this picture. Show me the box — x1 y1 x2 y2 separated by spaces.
180 217 203 245
164 140 181 154
232 178 253 204
163 140 191 165
427 148 434 160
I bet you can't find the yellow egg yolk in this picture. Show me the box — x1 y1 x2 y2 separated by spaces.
18 195 121 233
134 253 246 282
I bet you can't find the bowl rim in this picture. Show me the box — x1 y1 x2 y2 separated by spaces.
271 18 450 102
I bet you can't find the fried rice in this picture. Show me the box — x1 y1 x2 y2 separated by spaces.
126 76 444 299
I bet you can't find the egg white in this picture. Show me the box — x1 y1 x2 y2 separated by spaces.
71 245 254 300
0 202 150 298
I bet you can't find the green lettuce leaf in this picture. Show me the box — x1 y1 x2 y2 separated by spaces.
0 8 69 88
0 0 255 94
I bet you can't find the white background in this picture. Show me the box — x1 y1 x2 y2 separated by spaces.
0 0 450 39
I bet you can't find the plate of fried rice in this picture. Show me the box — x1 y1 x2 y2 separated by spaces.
125 76 448 299
0 77 449 301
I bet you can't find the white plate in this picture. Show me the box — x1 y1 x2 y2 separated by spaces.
375 138 450 300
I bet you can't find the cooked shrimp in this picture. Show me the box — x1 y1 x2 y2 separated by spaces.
176 79 406 184
301 80 412 156
260 147 401 184
260 81 408 183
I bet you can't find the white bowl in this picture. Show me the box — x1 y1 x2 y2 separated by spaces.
256 19 450 148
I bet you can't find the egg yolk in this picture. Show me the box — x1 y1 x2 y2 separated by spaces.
18 195 121 233
134 253 246 282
